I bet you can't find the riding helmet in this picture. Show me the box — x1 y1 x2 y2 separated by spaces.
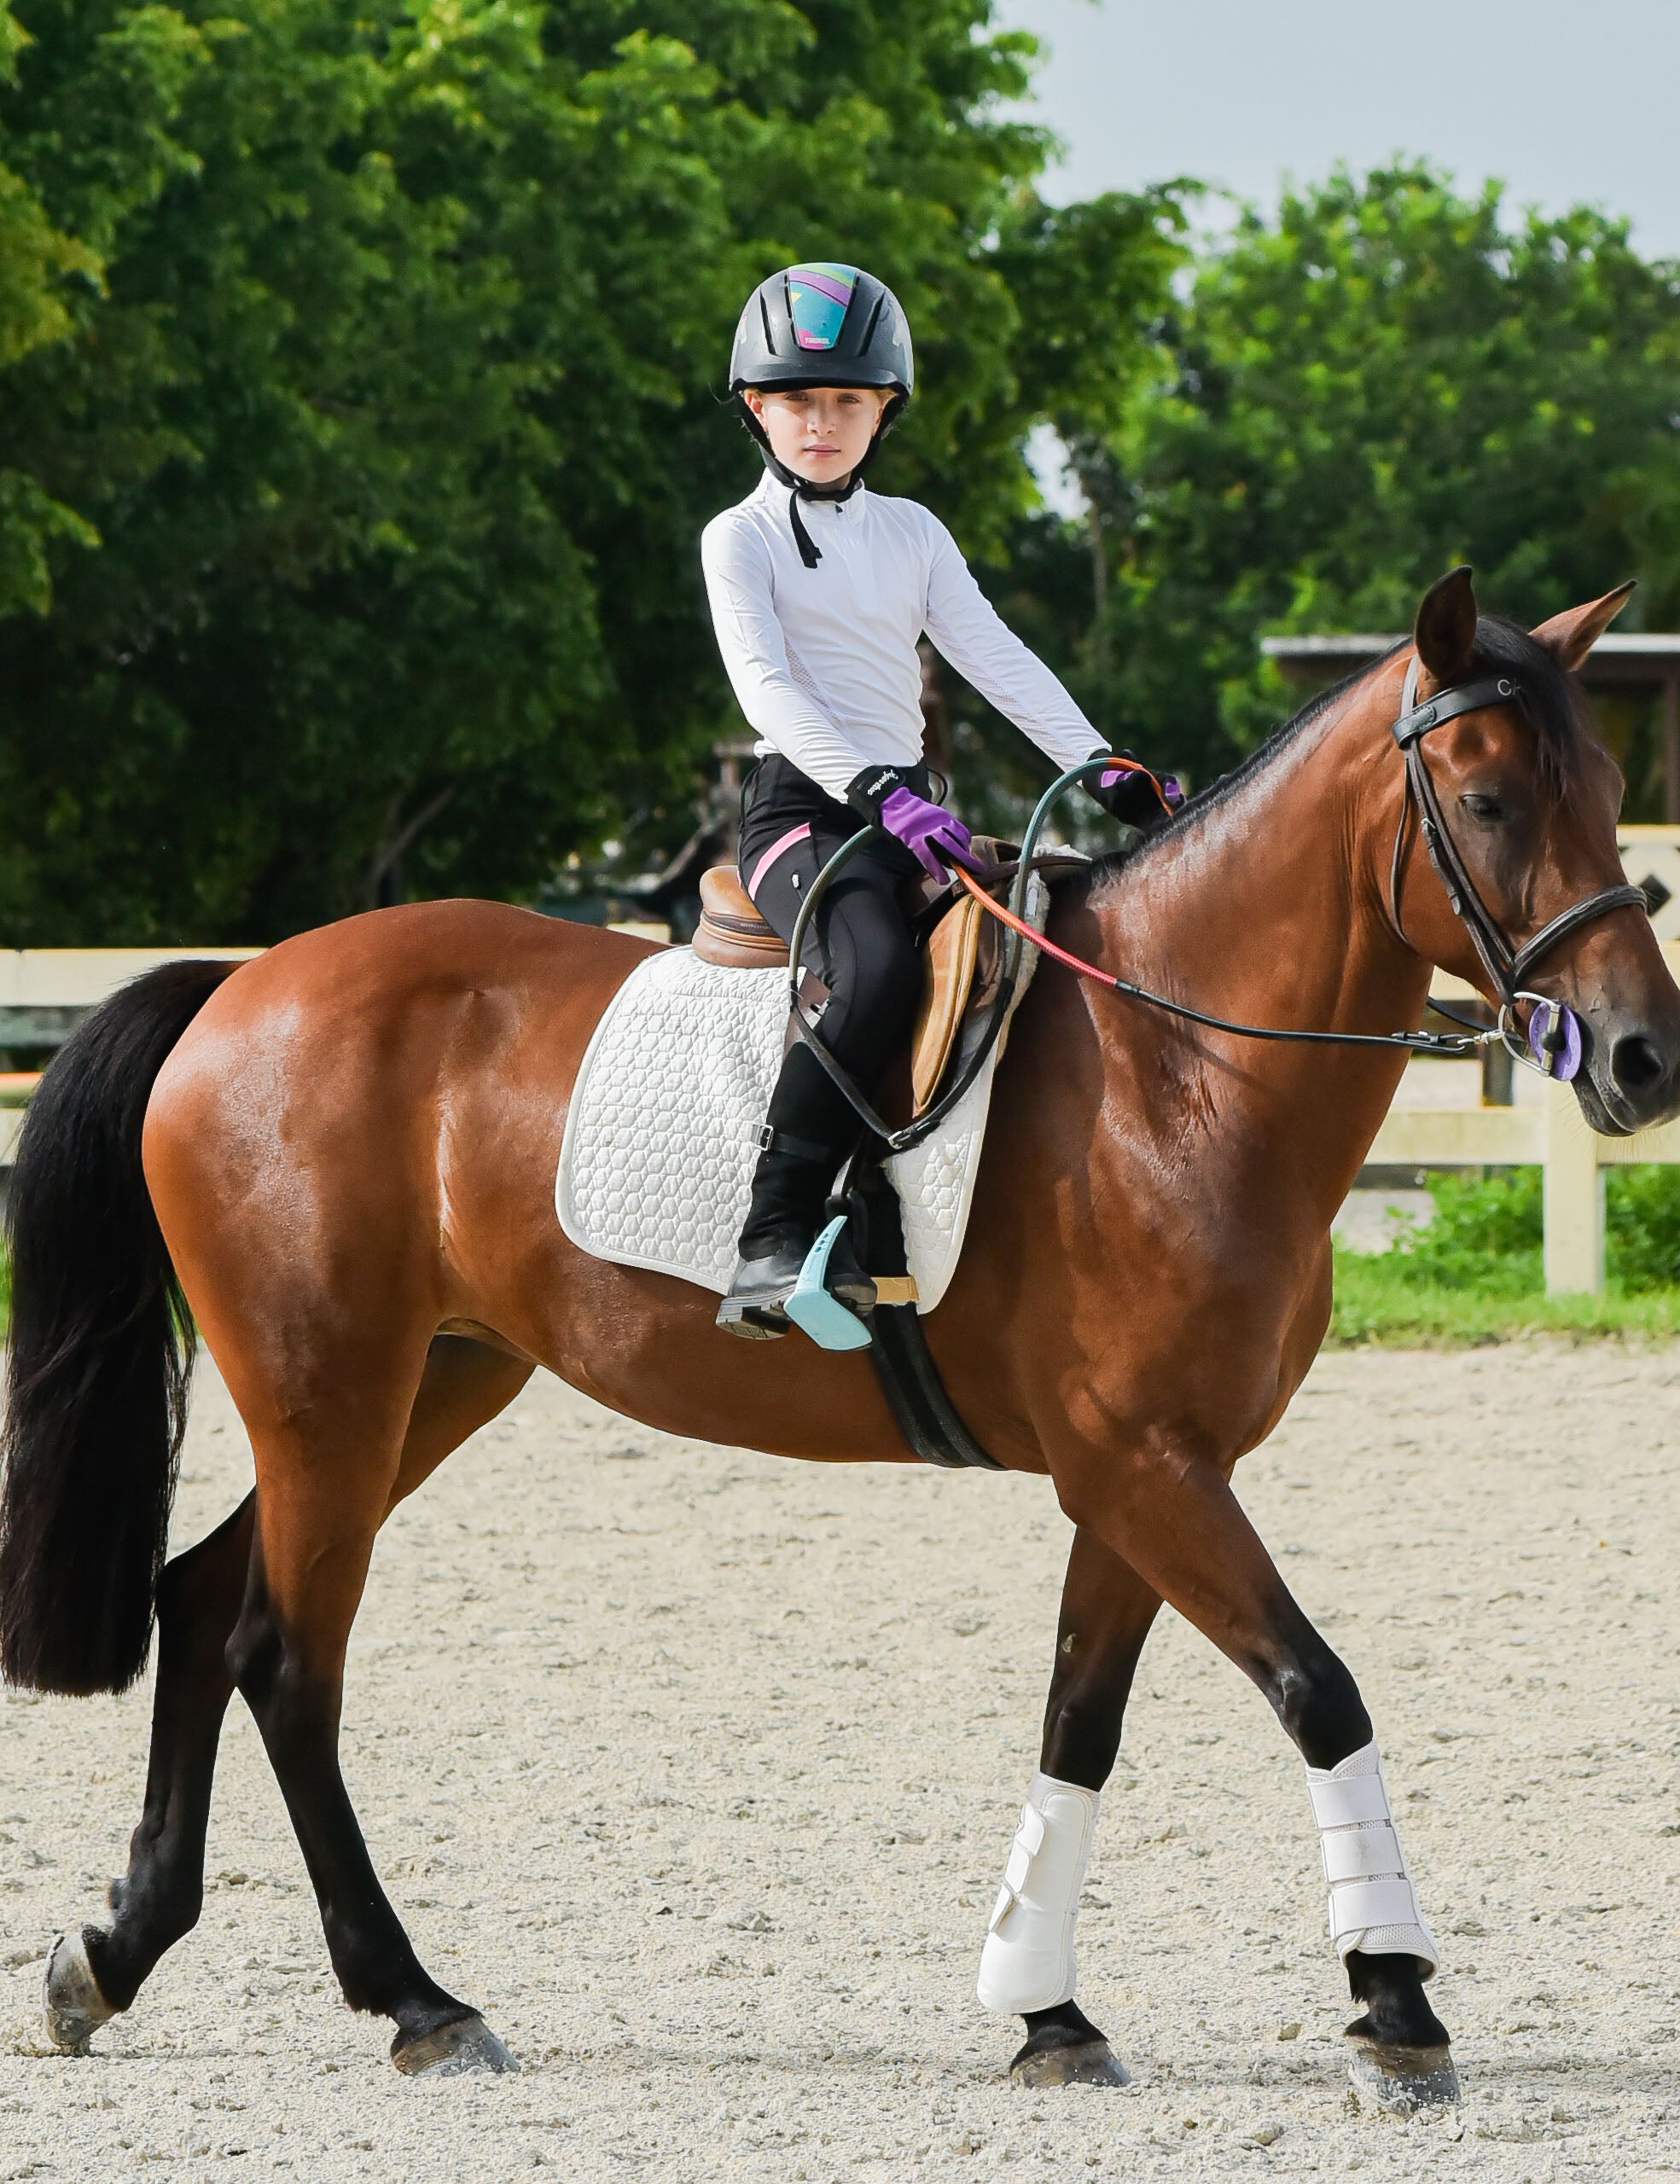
730 264 913 426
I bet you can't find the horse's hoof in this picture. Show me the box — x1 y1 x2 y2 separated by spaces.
1346 2036 1459 2113
392 2013 520 2077
1009 2029 1131 2089
43 1928 119 2054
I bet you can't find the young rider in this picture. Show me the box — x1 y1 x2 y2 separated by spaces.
703 262 1171 1338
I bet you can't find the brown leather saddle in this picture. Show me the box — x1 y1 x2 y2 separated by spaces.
694 838 1059 1116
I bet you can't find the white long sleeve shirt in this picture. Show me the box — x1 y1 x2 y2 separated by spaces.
700 473 1098 802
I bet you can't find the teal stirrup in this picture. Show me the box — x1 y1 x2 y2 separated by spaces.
784 1216 873 1351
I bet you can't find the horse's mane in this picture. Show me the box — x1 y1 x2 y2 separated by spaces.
1089 615 1590 887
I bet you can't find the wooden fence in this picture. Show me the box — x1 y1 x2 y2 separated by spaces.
9 839 1680 1292
0 949 259 1168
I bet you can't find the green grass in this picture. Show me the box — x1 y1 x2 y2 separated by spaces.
1328 1165 1680 1345
1328 1248 1680 1345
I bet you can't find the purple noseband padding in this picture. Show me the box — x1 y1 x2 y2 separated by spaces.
1528 1000 1584 1082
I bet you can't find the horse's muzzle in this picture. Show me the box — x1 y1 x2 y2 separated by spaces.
1578 1008 1680 1136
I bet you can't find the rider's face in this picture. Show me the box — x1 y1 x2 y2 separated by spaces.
743 386 891 485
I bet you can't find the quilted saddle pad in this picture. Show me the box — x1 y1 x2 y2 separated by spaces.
555 873 1048 1313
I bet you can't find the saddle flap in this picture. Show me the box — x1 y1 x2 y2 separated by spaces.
910 890 985 1113
907 839 1061 1115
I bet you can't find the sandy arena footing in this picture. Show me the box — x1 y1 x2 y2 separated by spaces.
3 1345 1677 2181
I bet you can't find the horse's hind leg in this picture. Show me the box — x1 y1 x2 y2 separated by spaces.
225 1337 529 2075
977 1526 1162 2088
230 1454 499 2071
44 1496 253 2049
48 1335 531 2059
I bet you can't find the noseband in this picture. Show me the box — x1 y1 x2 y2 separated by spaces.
1387 657 1646 1079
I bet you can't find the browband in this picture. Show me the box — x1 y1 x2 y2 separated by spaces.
1390 669 1524 749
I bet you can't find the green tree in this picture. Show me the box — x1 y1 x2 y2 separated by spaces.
0 0 102 616
988 165 1680 798
948 183 1189 829
0 0 1182 939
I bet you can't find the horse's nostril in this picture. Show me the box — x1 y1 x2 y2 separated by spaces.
1611 1034 1665 1093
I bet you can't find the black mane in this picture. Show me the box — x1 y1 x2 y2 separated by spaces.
1090 614 1590 885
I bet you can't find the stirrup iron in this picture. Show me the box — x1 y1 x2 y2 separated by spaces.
784 1216 874 1351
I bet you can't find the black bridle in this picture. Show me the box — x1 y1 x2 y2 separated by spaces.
1386 657 1646 1074
785 658 1649 1147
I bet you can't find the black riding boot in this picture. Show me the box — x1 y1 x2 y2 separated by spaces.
717 1046 875 1339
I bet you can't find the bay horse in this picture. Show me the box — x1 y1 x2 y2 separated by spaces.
3 569 1677 2104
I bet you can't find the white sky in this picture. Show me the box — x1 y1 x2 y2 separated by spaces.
996 0 1680 260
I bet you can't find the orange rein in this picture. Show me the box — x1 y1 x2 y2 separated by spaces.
954 863 1114 989
946 750 1174 990
952 849 1489 1061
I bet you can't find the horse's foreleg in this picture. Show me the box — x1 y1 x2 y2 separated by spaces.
978 1526 1161 2088
1055 1432 1454 2110
43 1496 254 2050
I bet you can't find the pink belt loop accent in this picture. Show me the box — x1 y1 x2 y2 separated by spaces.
747 822 811 900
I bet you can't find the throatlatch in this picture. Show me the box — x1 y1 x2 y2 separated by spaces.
976 1773 1100 2015
1305 1740 1439 1978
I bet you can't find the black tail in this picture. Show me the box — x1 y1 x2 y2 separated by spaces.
0 960 238 1693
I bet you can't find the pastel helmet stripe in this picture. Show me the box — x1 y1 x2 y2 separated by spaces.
787 262 857 351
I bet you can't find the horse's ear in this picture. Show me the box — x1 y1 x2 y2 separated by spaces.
1414 566 1479 684
1532 580 1636 672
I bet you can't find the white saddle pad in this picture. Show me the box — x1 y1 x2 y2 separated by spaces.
555 874 1048 1313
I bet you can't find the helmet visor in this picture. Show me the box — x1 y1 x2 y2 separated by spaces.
787 264 857 352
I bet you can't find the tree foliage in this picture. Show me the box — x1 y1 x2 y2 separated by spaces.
18 67 1677 938
985 166 1680 797
0 0 1185 939
0 1 102 614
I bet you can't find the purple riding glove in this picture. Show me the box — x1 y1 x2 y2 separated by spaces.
877 785 980 880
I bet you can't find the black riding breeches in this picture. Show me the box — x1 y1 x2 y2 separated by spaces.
738 754 926 1101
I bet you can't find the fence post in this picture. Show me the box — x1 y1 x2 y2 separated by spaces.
1543 1077 1604 1294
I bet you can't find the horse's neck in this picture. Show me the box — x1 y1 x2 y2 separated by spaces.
1074 672 1435 1222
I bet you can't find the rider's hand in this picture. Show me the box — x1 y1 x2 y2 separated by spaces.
1087 750 1183 830
846 765 980 880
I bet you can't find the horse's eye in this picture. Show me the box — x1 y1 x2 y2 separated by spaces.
1460 793 1506 823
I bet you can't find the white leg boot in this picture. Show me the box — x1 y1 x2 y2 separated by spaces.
976 1772 1099 2015
1305 1740 1439 1975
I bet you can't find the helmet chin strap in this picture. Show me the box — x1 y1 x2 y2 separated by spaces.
739 395 904 568
761 450 865 569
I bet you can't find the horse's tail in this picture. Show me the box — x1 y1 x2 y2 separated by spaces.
0 960 238 1694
